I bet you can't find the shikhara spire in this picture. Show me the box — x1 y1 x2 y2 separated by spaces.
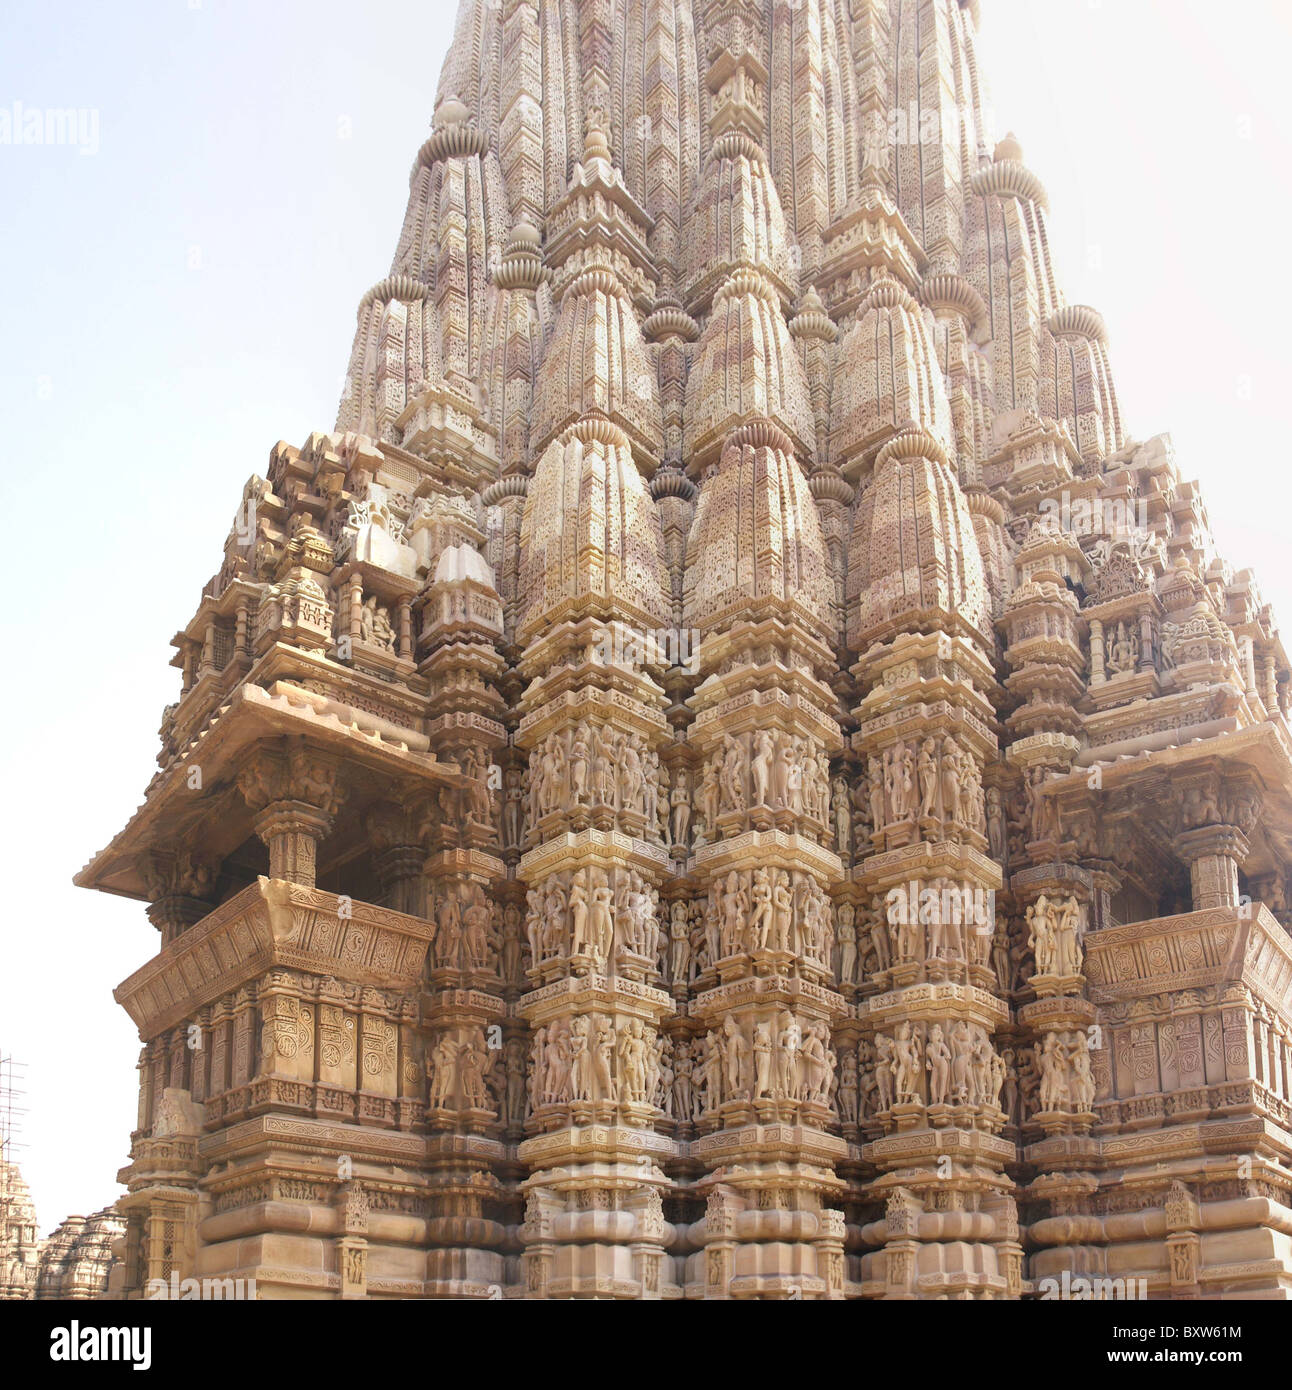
73 0 1292 1302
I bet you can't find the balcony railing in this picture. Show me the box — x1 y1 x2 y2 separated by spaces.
115 878 434 1038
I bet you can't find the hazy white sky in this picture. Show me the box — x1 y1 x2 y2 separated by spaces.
1 0 1289 1234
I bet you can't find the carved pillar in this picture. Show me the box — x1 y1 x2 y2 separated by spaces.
1221 990 1257 1084
519 1187 561 1299
365 803 425 916
1174 824 1249 911
397 596 413 659
1164 1181 1201 1298
237 744 345 889
253 802 334 886
1138 611 1156 674
881 1189 921 1300
208 997 230 1113
335 1183 369 1299
1088 618 1105 685
411 497 512 1298
854 628 1013 1298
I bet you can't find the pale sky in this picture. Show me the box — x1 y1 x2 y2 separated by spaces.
1 0 1289 1235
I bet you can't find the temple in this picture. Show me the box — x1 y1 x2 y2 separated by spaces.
73 0 1292 1299
0 1152 122 1301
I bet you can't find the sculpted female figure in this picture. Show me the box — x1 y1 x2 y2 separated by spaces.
748 867 774 952
719 871 747 957
568 727 590 803
926 1023 951 1106
670 901 691 983
918 737 939 819
723 1016 749 1098
569 1017 593 1101
1057 897 1083 976
751 730 774 807
772 733 792 809
589 875 615 963
868 755 886 832
1026 894 1055 976
569 872 590 956
838 904 857 986
772 873 794 952
893 1022 922 1104
593 1017 617 1102
753 1022 773 1099
720 735 747 813
670 770 691 848
940 736 962 826
875 1034 895 1111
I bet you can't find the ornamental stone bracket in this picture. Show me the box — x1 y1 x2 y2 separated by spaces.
238 744 346 887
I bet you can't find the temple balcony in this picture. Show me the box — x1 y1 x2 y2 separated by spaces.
114 880 438 1135
1082 903 1292 1135
114 880 434 1037
76 673 466 931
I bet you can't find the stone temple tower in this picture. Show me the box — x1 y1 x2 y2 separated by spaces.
79 0 1292 1299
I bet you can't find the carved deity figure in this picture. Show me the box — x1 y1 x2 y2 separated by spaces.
874 1034 895 1111
893 1023 922 1105
1055 896 1083 977
926 1023 951 1105
1026 894 1056 976
917 738 939 819
751 730 774 807
868 755 886 833
837 904 857 987
670 770 691 848
1106 620 1139 675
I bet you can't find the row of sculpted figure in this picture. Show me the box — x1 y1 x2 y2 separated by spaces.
1025 894 1085 978
704 868 834 967
428 881 500 971
433 1033 537 1129
863 1020 1007 1114
867 734 984 840
848 885 998 976
690 1013 836 1116
505 755 692 854
695 729 832 843
525 722 665 835
497 888 1059 998
449 1027 1086 1133
528 1015 660 1110
524 866 661 972
510 742 1031 869
839 900 1071 996
842 1036 1061 1128
835 898 1011 989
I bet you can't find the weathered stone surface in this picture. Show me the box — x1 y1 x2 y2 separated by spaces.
58 0 1292 1302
